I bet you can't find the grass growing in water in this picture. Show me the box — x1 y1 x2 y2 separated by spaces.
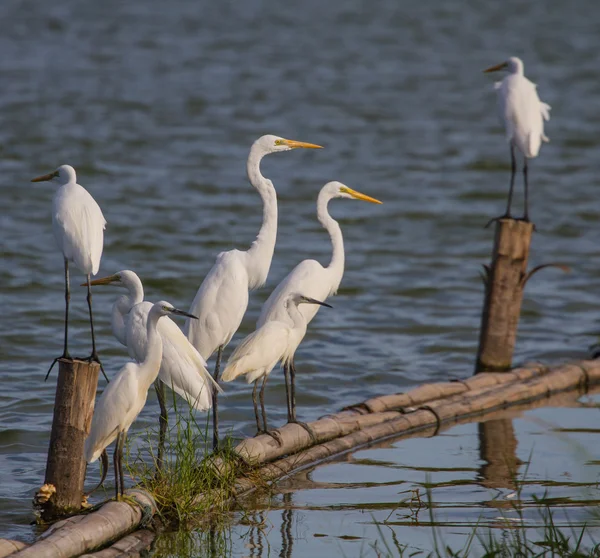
125 397 256 530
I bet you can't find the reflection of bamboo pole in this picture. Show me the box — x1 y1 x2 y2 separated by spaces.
15 360 600 558
478 419 521 491
476 219 534 372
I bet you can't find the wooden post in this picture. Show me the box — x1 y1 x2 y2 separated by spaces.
41 358 100 520
475 219 534 373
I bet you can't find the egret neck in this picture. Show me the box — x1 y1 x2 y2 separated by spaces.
112 275 144 345
140 305 166 391
245 143 278 290
317 189 345 295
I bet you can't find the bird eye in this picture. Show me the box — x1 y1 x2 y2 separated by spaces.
274 139 283 146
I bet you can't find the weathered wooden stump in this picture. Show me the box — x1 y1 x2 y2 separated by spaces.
475 218 534 372
40 358 100 520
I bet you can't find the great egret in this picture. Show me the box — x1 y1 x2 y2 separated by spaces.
184 134 322 449
85 301 198 500
484 56 551 222
257 182 381 427
222 293 331 439
87 270 221 466
32 164 107 380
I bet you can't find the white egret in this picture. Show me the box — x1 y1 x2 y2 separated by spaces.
87 271 220 466
85 301 198 500
484 56 551 222
184 134 323 449
257 182 381 428
32 165 107 380
222 293 331 439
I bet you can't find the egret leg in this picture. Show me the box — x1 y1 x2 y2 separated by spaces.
258 375 283 445
252 380 261 433
212 345 223 452
85 274 109 382
45 258 72 381
113 432 122 500
117 431 126 498
485 143 517 228
155 380 167 472
287 360 316 443
522 158 530 222
87 449 109 496
283 362 293 422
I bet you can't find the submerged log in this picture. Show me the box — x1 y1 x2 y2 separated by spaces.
476 218 534 372
16 359 600 558
41 359 100 521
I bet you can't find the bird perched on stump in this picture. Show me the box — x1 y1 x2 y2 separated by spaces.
484 56 551 224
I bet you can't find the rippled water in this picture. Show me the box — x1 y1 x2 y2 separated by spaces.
2 0 600 550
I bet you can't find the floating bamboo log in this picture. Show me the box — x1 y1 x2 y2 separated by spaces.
41 359 100 521
0 540 28 557
476 218 534 372
15 359 600 558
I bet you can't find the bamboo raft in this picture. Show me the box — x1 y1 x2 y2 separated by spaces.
5 357 599 558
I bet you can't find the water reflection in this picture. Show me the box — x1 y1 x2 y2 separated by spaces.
279 493 293 558
478 419 521 492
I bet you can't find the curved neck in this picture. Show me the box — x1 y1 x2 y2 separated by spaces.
288 302 308 333
245 146 278 290
140 309 164 389
317 192 344 290
111 278 144 346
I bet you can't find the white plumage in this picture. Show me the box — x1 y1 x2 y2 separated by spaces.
89 270 219 411
183 134 322 449
85 301 198 499
484 56 551 221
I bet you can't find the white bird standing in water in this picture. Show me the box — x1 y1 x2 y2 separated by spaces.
484 56 551 223
257 182 382 430
87 270 220 465
85 301 198 500
222 293 331 439
32 165 107 380
184 134 322 450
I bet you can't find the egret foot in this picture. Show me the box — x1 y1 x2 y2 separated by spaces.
484 213 512 229
288 419 317 444
44 352 72 381
255 429 283 446
84 351 110 382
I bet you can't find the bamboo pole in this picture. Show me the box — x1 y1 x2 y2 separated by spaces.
79 529 155 557
476 219 534 372
0 540 28 557
16 359 600 558
41 359 100 521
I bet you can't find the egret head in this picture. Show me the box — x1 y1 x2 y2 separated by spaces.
285 292 333 309
153 300 198 320
253 134 323 156
322 181 383 204
483 56 524 75
31 164 77 184
86 270 140 290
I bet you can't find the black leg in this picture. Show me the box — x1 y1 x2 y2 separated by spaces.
87 449 109 495
485 143 517 228
86 274 109 382
212 345 222 451
155 381 167 471
118 431 126 498
523 158 530 222
252 380 261 433
287 360 316 443
259 374 269 432
283 361 292 422
113 432 121 500
45 259 72 381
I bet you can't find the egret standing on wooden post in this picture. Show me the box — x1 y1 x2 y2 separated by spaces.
85 301 198 500
184 135 323 450
257 182 382 431
32 165 108 380
484 57 551 223
222 293 332 439
87 270 221 468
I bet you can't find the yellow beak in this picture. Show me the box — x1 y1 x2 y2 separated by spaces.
483 62 508 73
31 171 58 182
82 274 120 287
282 139 323 149
342 186 383 204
